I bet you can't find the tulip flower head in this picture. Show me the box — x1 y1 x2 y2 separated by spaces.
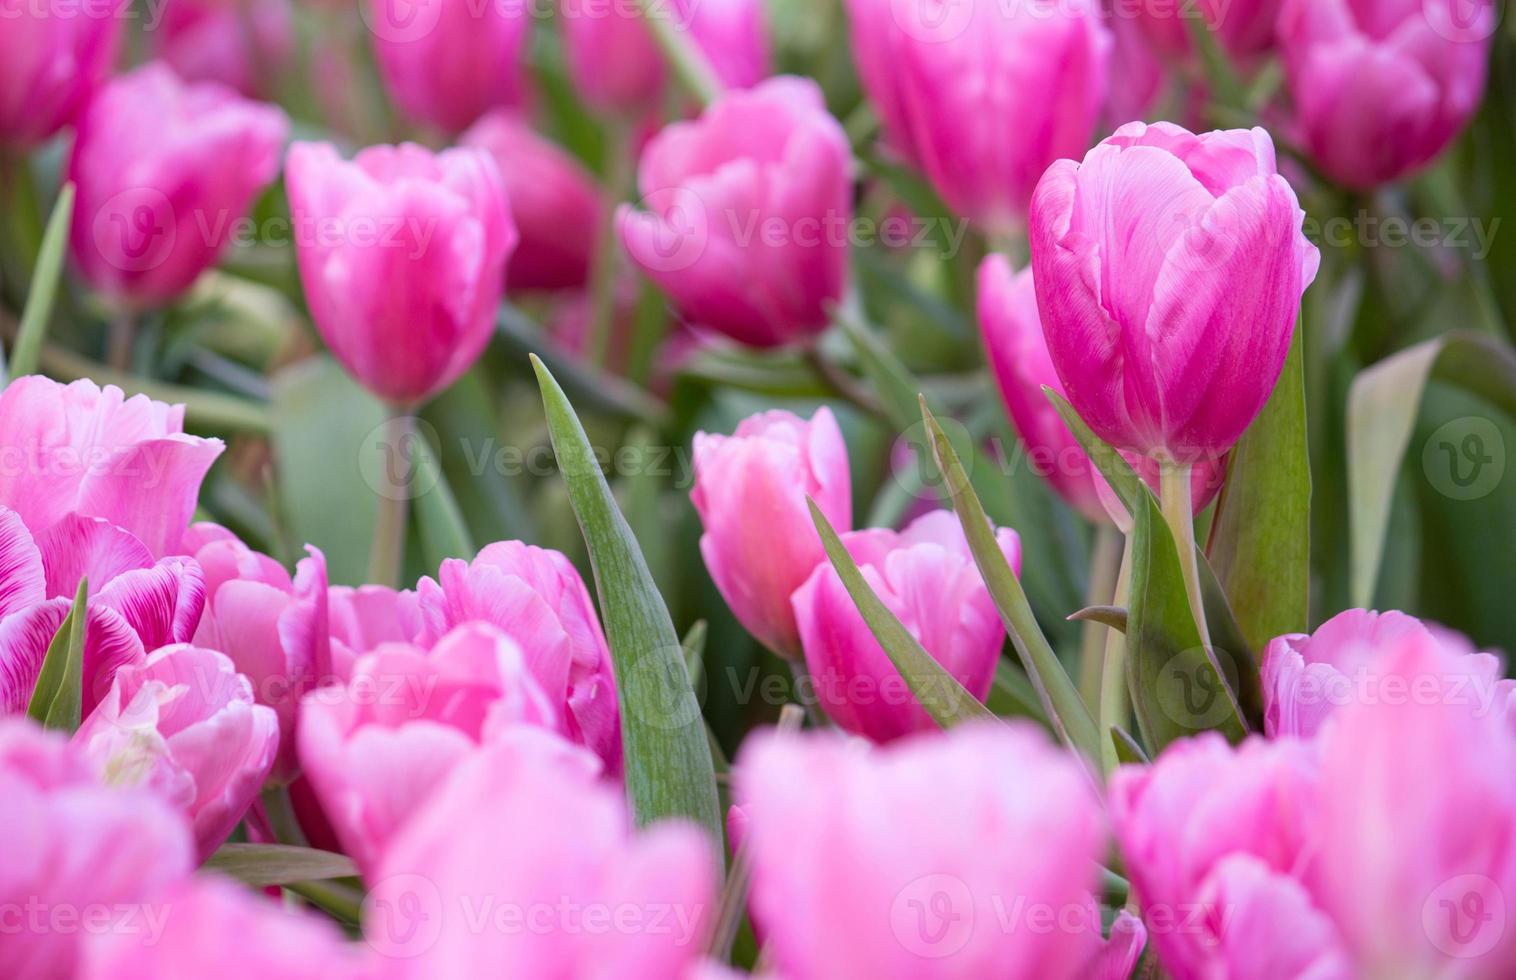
0 0 123 146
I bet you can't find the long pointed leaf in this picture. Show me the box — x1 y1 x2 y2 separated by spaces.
8 183 75 381
807 499 997 728
531 356 722 847
919 402 1100 763
28 578 87 731
204 844 358 888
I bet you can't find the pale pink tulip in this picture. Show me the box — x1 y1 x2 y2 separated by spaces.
74 644 279 861
791 511 1018 741
1029 121 1319 462
187 523 329 783
66 62 289 306
618 77 851 348
691 407 852 660
327 583 422 680
369 728 716 975
1277 0 1494 188
0 0 122 146
0 717 193 980
286 141 517 405
737 722 1143 979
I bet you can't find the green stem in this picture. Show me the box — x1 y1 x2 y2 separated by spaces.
633 0 722 107
1098 535 1135 775
367 408 412 588
1159 461 1211 648
1078 524 1125 709
587 124 634 368
260 787 308 847
286 880 363 924
788 659 829 729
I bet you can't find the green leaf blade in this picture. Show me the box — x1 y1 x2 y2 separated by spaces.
28 578 88 731
8 182 75 381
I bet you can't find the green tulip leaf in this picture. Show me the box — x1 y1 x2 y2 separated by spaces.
8 182 74 382
204 844 358 888
28 578 87 732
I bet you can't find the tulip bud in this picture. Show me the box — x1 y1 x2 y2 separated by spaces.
1277 0 1494 189
286 141 517 405
619 77 851 347
977 255 1228 521
1029 121 1319 464
75 644 280 861
0 0 122 146
155 0 295 99
366 0 530 134
460 111 602 292
843 0 1110 235
791 511 1018 741
691 407 852 660
65 63 289 308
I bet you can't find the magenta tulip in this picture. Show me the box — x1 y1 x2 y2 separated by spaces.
286 141 517 405
0 376 224 557
155 0 295 99
737 723 1145 979
682 0 771 91
1277 0 1494 189
187 523 329 782
691 407 852 660
75 644 279 860
66 62 289 307
460 111 602 291
0 508 206 717
415 540 622 773
0 718 193 979
792 511 1019 741
977 255 1228 523
618 77 852 348
299 622 560 876
1029 121 1319 463
0 0 122 146
843 0 1110 235
366 0 530 134
1110 0 1284 62
369 728 716 974
81 876 378 979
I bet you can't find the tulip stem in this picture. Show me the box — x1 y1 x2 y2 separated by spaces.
587 124 634 369
633 0 722 108
1098 534 1134 775
1079 524 1125 709
1159 461 1211 649
367 408 412 588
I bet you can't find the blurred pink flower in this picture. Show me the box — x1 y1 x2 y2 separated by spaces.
792 511 1019 741
65 62 289 307
737 722 1144 978
187 523 328 783
460 111 602 292
75 644 279 861
1029 121 1319 463
618 77 852 348
1111 0 1284 62
0 0 122 146
367 0 530 133
0 717 193 979
286 141 517 405
369 728 716 974
1277 0 1494 188
844 0 1110 235
327 583 422 680
155 0 295 99
691 407 852 660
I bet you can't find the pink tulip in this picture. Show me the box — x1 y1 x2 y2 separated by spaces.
74 644 279 861
327 583 422 679
299 622 561 876
0 508 206 717
286 140 517 405
65 62 289 307
1110 0 1284 62
415 540 622 772
460 111 602 291
1262 607 1511 738
366 0 530 134
977 255 1228 522
187 523 329 783
1105 9 1167 126
736 722 1144 979
369 728 716 974
1277 0 1494 189
1029 121 1319 463
0 717 193 980
0 377 223 557
0 0 122 146
681 0 771 91
843 0 1110 235
155 0 295 99
618 77 852 348
691 407 852 660
791 511 1019 741
81 875 378 979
